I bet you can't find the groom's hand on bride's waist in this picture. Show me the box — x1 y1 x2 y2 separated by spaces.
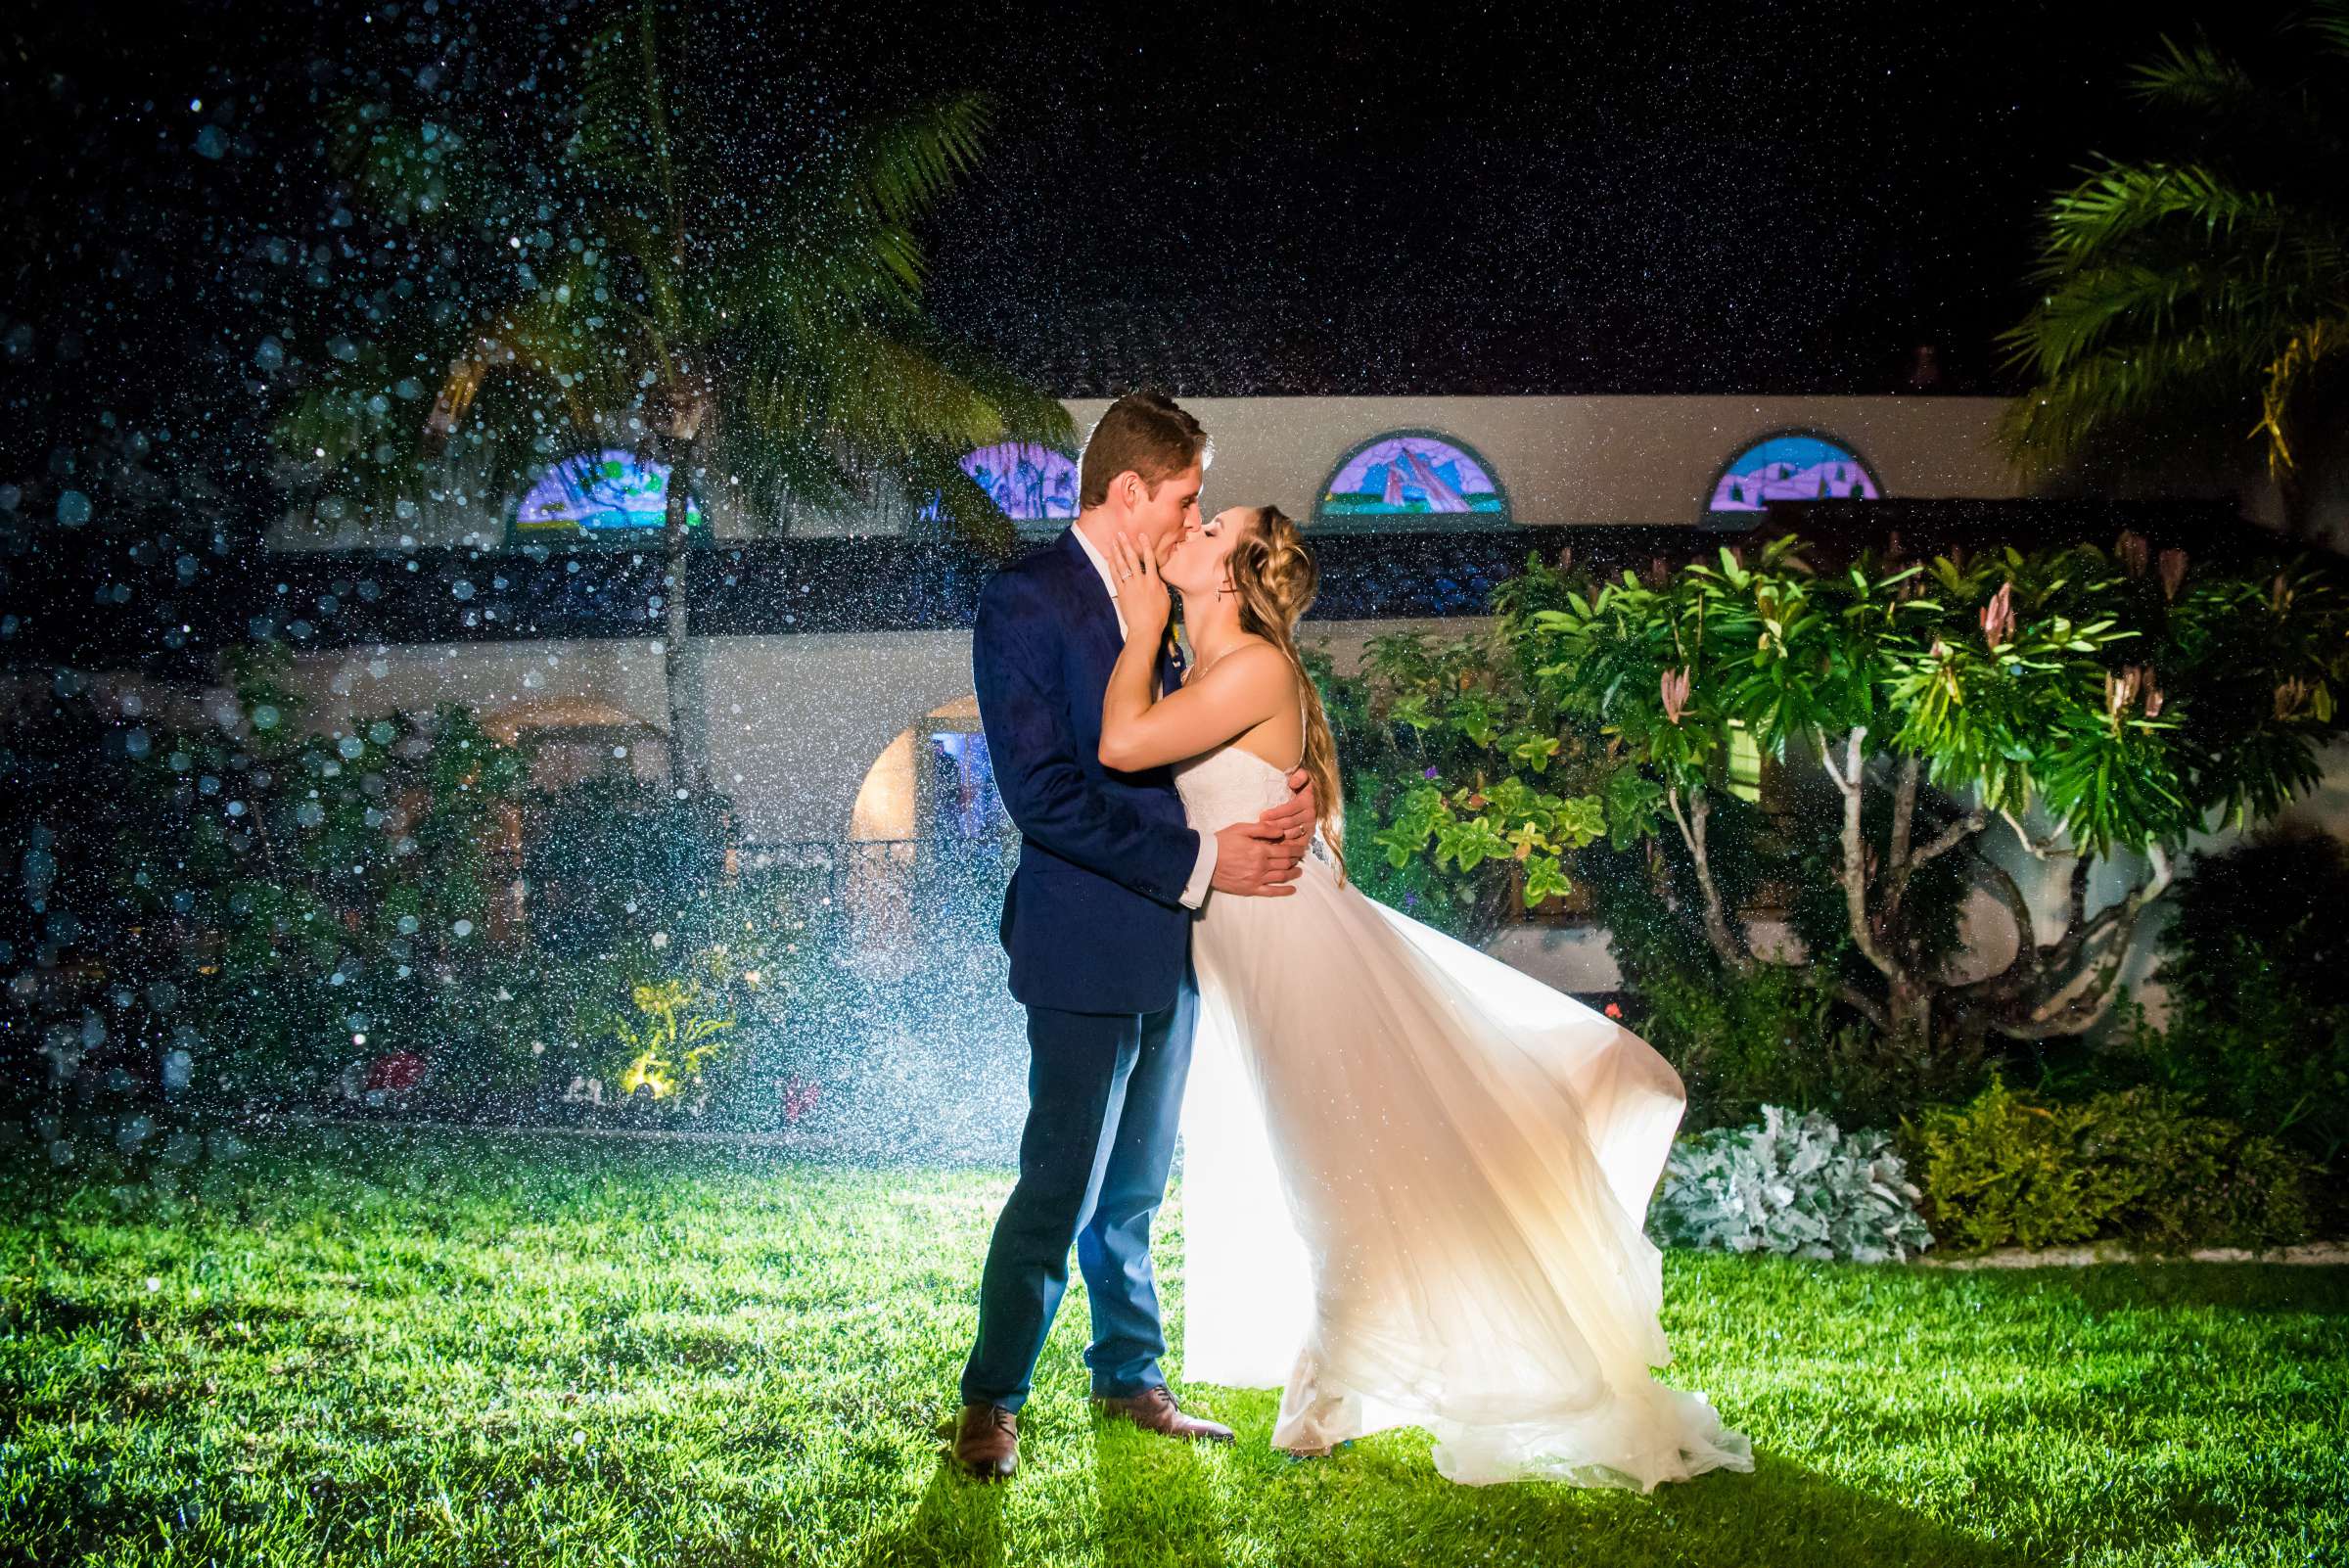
1210 770 1316 898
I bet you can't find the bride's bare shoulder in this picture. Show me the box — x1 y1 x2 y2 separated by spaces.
1211 636 1288 673
1187 639 1288 695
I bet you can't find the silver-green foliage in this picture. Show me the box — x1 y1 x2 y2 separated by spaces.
1651 1104 1933 1263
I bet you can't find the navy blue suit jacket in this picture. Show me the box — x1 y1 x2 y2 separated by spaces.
974 530 1202 1015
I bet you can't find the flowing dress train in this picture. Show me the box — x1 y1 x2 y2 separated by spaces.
1174 740 1753 1490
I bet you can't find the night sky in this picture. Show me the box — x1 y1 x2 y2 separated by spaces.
0 0 2292 434
900 0 2258 394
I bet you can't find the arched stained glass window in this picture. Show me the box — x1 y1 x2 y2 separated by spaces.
1706 432 1881 520
1315 431 1508 530
513 449 704 541
959 441 1080 523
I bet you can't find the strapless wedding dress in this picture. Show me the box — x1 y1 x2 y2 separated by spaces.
1174 739 1753 1490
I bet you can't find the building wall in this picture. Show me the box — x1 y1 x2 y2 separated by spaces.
173 386 2347 1017
92 616 2320 1029
1065 393 2032 528
19 603 2344 1027
265 392 2042 550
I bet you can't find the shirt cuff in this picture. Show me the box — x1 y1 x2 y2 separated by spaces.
1178 827 1218 909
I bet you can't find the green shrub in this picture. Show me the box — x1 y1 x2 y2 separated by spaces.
1915 1079 2314 1253
2068 1087 2317 1252
2133 835 2349 1173
1584 837 1987 1133
1912 1078 2107 1250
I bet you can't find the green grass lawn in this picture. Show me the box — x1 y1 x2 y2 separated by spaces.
2 1126 2342 1567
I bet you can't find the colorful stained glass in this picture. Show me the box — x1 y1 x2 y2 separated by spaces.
1319 434 1506 519
1708 435 1880 512
960 441 1080 522
514 449 704 536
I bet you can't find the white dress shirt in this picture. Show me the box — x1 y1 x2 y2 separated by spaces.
1070 525 1218 909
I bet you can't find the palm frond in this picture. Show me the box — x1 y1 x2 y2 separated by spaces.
828 338 1035 453
2257 314 2349 474
572 4 668 205
2036 162 2280 259
2004 256 2233 377
900 448 1021 557
699 399 859 533
2130 33 2260 119
1999 329 2259 475
832 95 993 231
2309 0 2349 62
326 98 479 226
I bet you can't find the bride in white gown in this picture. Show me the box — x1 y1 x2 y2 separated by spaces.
1096 505 1753 1492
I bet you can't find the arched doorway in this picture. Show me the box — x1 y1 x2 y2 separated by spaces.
484 699 681 952
842 696 1012 949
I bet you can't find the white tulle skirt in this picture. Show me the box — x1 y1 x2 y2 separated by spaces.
1178 853 1754 1490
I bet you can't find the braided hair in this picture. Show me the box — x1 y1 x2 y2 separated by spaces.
1224 506 1345 882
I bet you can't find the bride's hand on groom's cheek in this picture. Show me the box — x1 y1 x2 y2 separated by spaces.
1112 530 1172 630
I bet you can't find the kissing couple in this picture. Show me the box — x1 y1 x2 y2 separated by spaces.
949 390 1754 1491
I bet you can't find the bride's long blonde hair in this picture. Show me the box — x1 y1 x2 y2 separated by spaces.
1225 505 1345 883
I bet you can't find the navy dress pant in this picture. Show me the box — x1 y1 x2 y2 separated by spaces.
959 971 1199 1411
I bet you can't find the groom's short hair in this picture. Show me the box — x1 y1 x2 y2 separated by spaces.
1079 390 1210 508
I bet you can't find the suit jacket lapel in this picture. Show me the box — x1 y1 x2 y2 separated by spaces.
1056 529 1124 663
1058 528 1183 699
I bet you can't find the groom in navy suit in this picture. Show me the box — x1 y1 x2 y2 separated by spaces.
951 390 1315 1480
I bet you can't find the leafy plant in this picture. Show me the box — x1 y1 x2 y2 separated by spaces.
1914 1077 2314 1253
1357 534 2349 1096
1308 629 1610 947
2128 834 2349 1176
1998 4 2349 534
1649 1104 1934 1263
94 649 532 1112
612 974 736 1109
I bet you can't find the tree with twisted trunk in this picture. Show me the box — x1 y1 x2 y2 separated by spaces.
1361 532 2349 1071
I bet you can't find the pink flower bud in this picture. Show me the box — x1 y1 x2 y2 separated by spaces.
2158 549 2188 601
2114 530 2149 577
1979 582 2016 648
1660 668 1691 726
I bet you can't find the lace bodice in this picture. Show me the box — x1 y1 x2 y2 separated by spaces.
1174 744 1295 836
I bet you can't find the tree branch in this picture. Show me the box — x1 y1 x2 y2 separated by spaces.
1836 981 1891 1034
1954 848 2042 1001
1913 809 1990 867
1667 781 1752 973
1830 728 1901 982
2071 841 2173 958
1987 843 2174 1040
2036 853 2096 975
1889 754 1919 876
1998 807 2069 860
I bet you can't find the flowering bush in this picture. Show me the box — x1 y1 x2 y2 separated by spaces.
1337 532 2349 1087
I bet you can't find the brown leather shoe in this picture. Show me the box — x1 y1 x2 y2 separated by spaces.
950 1403 1018 1480
1090 1385 1235 1444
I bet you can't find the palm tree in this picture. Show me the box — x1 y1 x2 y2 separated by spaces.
280 0 1070 795
1999 5 2349 534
